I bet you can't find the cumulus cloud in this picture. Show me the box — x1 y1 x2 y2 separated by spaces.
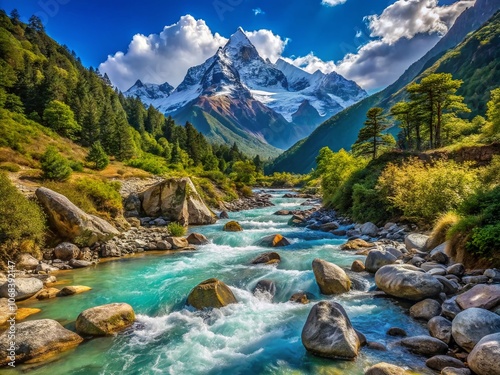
321 0 347 7
99 15 227 91
252 8 265 16
283 53 337 74
245 29 289 63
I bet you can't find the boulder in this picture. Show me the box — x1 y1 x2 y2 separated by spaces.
351 260 366 272
36 287 60 300
0 319 83 365
139 178 216 225
452 308 500 352
68 259 92 268
441 368 471 375
187 278 237 310
251 252 281 265
223 221 243 232
341 238 374 250
360 222 379 237
409 299 442 321
364 362 409 375
428 316 452 344
289 292 311 304
435 276 459 295
387 327 408 337
455 284 500 310
155 241 172 250
425 355 465 371
219 211 229 219
442 296 462 320
301 301 360 359
35 187 119 246
75 303 135 336
57 286 92 297
484 268 500 281
253 279 276 298
462 275 488 284
319 222 339 231
405 233 429 252
16 253 39 270
0 277 43 301
186 233 209 245
166 237 189 249
312 258 351 295
375 264 443 301
13 307 41 322
54 242 80 261
400 335 448 356
256 234 290 247
101 242 121 257
365 250 397 273
447 263 465 277
468 332 500 375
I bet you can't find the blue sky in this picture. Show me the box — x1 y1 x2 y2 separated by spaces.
1 0 473 92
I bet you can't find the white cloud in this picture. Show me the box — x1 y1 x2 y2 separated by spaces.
245 29 289 63
321 0 347 7
283 53 337 74
99 15 227 91
252 8 265 16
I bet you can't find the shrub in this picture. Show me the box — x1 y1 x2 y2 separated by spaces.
427 212 460 250
69 160 84 172
168 222 186 237
351 182 390 224
86 141 109 170
0 173 46 268
127 154 168 175
377 158 479 223
0 162 20 172
75 178 122 217
40 146 72 181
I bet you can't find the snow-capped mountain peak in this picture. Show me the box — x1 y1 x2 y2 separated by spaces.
125 79 174 101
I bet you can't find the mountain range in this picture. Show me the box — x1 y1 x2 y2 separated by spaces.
270 0 500 173
125 28 367 157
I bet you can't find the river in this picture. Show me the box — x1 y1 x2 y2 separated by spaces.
10 190 433 375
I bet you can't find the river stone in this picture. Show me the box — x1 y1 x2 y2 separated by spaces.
186 233 209 245
187 278 237 310
441 368 471 375
430 250 449 265
16 253 39 270
351 260 366 272
462 275 488 284
57 286 92 297
36 287 60 300
312 258 351 295
435 276 459 295
101 242 121 257
442 296 462 320
452 308 500 352
425 355 465 371
219 211 229 219
0 277 43 301
301 301 360 359
468 332 500 375
0 319 83 365
223 221 243 232
405 233 429 252
36 187 119 246
428 316 452 344
155 241 172 250
375 264 443 301
166 237 189 249
319 222 339 231
484 268 500 280
253 279 276 298
139 177 216 225
76 303 135 336
289 292 312 304
447 263 465 277
420 262 446 272
68 259 92 268
387 327 408 337
455 284 500 310
400 335 448 356
365 250 397 273
367 341 387 351
410 299 442 321
251 252 281 265
364 362 409 375
340 238 374 250
54 242 80 261
360 222 379 237
256 234 290 247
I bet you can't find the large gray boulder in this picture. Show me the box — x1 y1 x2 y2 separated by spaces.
16 253 39 270
409 299 442 321
139 178 216 225
0 319 83 365
375 264 443 301
0 277 43 301
468 332 500 375
405 233 429 252
452 308 500 352
54 242 80 261
428 316 452 344
400 335 448 356
312 258 351 295
301 301 360 359
360 222 379 237
36 187 119 246
365 250 397 273
76 303 135 336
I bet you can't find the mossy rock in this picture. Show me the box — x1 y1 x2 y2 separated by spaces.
187 278 237 310
223 221 243 232
257 234 290 247
75 303 135 336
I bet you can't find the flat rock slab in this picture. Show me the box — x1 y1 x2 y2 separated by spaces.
456 284 500 310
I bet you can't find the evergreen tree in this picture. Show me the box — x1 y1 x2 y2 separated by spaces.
253 154 263 173
170 141 182 164
486 88 500 137
43 100 81 139
86 141 109 170
352 107 394 159
40 146 72 181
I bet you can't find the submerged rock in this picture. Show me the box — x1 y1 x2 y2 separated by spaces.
76 303 135 336
253 279 276 298
256 234 290 247
0 319 83 365
223 221 243 232
301 301 360 359
289 292 311 304
251 252 281 265
187 278 237 310
312 258 351 295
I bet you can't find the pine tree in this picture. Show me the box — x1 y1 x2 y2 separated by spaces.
43 100 81 140
40 146 72 181
352 107 394 159
86 141 109 170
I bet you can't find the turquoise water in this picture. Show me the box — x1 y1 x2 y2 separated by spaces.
11 191 432 375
